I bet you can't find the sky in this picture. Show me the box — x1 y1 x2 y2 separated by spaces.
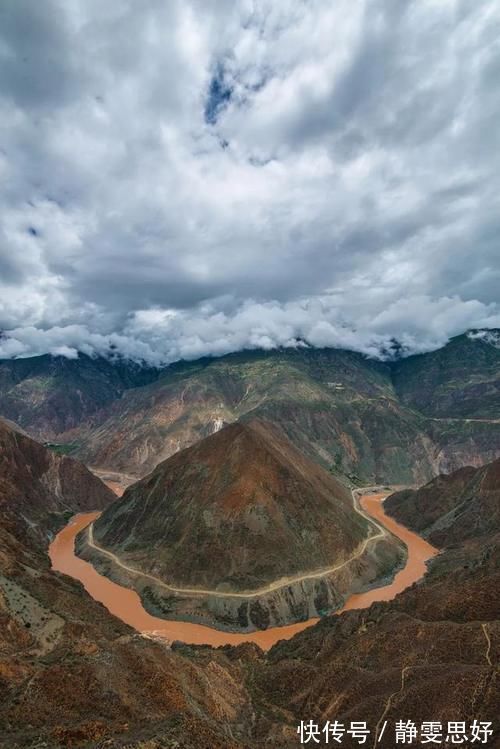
1 0 500 364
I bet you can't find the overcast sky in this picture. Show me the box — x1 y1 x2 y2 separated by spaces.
1 0 500 364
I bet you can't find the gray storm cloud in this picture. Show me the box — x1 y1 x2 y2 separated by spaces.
0 0 499 364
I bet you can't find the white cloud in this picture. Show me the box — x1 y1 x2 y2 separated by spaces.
2 294 500 365
0 0 499 363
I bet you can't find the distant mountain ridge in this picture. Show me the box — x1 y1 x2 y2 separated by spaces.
1 331 500 485
0 352 160 439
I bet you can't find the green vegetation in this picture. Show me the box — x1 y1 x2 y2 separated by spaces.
142 586 175 615
47 509 75 533
44 442 79 456
393 333 500 418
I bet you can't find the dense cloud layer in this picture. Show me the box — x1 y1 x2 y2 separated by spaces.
1 1 499 363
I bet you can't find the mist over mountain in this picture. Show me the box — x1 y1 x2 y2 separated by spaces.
2 314 500 368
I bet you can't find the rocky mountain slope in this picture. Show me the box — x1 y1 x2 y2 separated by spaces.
83 420 402 631
91 420 367 589
74 333 500 484
69 347 403 479
0 424 259 749
1 331 500 486
231 456 500 747
1 419 498 747
392 330 500 418
0 418 115 544
0 353 159 439
386 456 500 549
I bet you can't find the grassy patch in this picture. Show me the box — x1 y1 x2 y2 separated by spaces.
44 442 79 456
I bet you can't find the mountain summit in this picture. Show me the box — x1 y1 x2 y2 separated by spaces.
92 419 368 590
84 419 402 630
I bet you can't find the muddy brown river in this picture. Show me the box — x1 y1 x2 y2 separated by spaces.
48 493 437 651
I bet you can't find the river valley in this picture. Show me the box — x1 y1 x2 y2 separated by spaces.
49 492 438 650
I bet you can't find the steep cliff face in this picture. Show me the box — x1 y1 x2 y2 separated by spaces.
83 420 403 630
0 418 115 544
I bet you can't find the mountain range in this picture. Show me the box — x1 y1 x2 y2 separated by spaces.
0 419 255 748
1 331 500 486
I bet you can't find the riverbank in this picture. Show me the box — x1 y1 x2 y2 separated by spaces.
48 492 437 650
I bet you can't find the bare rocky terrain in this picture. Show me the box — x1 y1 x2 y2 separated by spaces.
0 418 115 544
2 428 497 747
2 333 500 487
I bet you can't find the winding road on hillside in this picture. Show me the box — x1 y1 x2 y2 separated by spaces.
429 417 500 423
49 488 438 649
85 487 389 599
